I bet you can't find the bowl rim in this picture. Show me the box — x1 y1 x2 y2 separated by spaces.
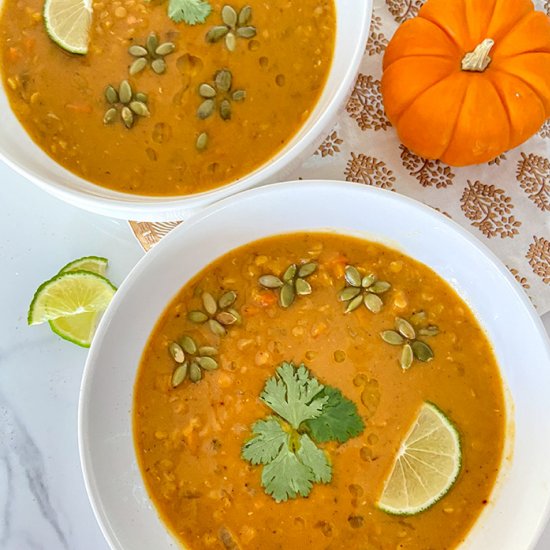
0 2 372 220
79 180 550 550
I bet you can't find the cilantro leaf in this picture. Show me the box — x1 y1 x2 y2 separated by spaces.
241 416 288 465
296 434 332 483
260 433 331 502
168 0 212 25
303 386 365 444
260 362 328 429
261 444 314 502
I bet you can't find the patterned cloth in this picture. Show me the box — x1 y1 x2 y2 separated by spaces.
131 0 550 313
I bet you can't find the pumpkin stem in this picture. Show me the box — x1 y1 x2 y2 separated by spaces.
461 38 495 72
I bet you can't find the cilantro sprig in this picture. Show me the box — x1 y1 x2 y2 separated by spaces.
167 0 212 25
241 362 365 502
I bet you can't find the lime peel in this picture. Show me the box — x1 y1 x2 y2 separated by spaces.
59 255 108 275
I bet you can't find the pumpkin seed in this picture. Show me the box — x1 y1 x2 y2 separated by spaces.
216 311 238 326
259 275 283 288
189 362 202 383
227 308 241 323
345 265 361 287
419 325 440 337
169 342 185 363
171 363 188 387
215 69 232 92
364 293 383 313
219 99 232 120
298 262 317 278
155 42 176 56
218 290 237 309
129 45 148 57
345 294 363 313
380 330 404 346
232 90 246 101
283 264 297 282
396 317 416 340
129 57 147 76
199 83 216 98
146 32 158 56
196 132 208 151
105 85 118 104
295 278 312 296
197 99 215 119
129 101 150 117
221 5 238 27
135 92 148 103
236 26 256 38
238 5 252 25
206 25 230 43
410 310 427 325
361 274 376 288
179 335 197 355
338 287 361 302
151 58 166 75
188 310 208 323
370 281 391 294
121 106 134 128
411 341 434 362
225 32 236 52
400 344 414 370
279 283 295 308
197 356 218 371
202 292 217 315
103 108 117 124
118 80 132 104
208 319 226 336
199 346 218 356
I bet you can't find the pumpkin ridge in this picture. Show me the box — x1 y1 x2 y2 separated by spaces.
419 13 464 52
491 66 550 116
384 54 457 70
392 72 460 126
485 3 532 45
436 84 470 162
486 76 513 149
489 10 536 49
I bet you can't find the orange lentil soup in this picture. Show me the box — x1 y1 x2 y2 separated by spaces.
134 233 506 549
0 0 335 195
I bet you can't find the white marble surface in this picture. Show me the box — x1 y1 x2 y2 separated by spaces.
1 163 550 550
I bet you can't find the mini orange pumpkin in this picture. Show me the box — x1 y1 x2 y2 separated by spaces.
381 0 550 166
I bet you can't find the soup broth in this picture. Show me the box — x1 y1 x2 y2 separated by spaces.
134 233 506 549
0 0 335 195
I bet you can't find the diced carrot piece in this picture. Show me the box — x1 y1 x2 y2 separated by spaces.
256 291 277 307
7 47 22 62
23 37 35 54
66 103 93 114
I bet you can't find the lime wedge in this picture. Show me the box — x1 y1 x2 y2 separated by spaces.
47 257 110 346
377 402 461 515
49 312 98 347
28 270 116 326
59 256 108 276
44 0 93 55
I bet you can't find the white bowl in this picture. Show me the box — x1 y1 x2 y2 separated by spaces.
79 180 550 550
0 2 371 221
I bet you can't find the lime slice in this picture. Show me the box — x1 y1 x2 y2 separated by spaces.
28 270 116 326
47 257 109 346
49 311 98 347
44 0 93 55
59 256 108 276
377 402 461 515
